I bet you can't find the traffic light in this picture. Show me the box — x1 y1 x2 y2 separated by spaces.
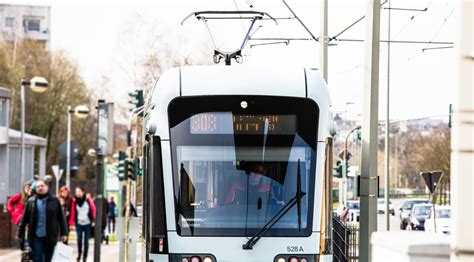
136 157 142 177
117 151 127 181
127 159 136 180
334 161 343 178
333 160 349 178
128 89 144 116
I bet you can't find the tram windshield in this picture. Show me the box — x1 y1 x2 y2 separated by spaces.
168 96 319 237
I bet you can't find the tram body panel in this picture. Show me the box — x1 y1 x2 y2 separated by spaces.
147 67 180 140
165 234 320 261
311 142 326 233
305 68 331 142
179 65 306 98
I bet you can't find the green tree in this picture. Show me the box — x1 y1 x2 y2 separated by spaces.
0 40 94 179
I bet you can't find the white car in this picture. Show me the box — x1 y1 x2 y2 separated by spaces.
399 198 429 230
377 199 395 216
425 205 451 234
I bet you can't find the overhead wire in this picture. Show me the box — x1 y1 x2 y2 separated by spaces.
245 0 254 9
406 4 455 63
391 0 433 39
429 8 454 43
335 0 441 74
233 0 247 32
203 20 217 49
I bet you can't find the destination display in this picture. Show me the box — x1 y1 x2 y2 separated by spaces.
190 113 297 135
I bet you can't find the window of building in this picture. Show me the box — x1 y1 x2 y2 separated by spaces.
26 19 40 31
5 17 14 27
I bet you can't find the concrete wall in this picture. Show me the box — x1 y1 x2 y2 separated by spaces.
371 231 450 262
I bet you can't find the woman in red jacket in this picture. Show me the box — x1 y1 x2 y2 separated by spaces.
69 186 96 262
7 182 31 225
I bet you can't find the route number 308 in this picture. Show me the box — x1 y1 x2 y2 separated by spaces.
287 246 304 252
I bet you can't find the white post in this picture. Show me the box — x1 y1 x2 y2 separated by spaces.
39 146 46 178
20 83 25 188
451 1 473 261
384 0 391 231
66 106 72 189
320 0 328 83
394 133 398 188
360 0 381 261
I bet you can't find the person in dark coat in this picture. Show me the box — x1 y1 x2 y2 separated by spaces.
58 186 73 244
107 196 117 234
17 180 68 262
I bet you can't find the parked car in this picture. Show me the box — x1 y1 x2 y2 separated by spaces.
407 203 433 231
399 198 429 230
425 205 451 234
377 199 395 215
347 200 360 222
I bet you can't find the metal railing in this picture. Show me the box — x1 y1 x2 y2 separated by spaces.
332 214 359 262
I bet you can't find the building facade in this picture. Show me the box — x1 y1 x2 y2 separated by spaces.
0 87 47 207
0 4 51 48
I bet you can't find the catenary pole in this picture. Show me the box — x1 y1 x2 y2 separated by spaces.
384 0 391 231
360 0 380 261
320 0 328 83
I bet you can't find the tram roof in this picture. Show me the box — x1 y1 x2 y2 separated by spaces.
146 64 331 140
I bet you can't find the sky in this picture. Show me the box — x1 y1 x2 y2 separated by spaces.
3 0 457 122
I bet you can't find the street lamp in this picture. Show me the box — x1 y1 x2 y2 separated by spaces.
20 76 48 191
66 105 89 189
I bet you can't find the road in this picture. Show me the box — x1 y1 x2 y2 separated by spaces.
377 198 405 231
0 237 142 262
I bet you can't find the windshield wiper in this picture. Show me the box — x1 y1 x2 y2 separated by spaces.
242 159 306 250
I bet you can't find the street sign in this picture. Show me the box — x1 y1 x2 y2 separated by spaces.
97 102 114 155
52 165 64 194
420 171 443 194
338 150 352 161
59 159 79 172
59 141 79 159
51 165 64 180
347 165 359 177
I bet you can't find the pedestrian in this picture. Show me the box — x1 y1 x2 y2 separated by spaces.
7 182 32 225
122 203 138 217
107 196 117 234
100 196 109 244
16 179 68 262
69 186 96 262
58 186 73 244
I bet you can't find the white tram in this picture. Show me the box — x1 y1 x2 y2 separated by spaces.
141 64 332 262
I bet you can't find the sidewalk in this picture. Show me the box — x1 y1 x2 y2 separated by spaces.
0 236 141 261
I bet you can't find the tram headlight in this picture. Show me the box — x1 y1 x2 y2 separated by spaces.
277 258 287 262
190 256 201 262
181 258 189 262
289 256 299 262
203 256 214 262
300 258 308 262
